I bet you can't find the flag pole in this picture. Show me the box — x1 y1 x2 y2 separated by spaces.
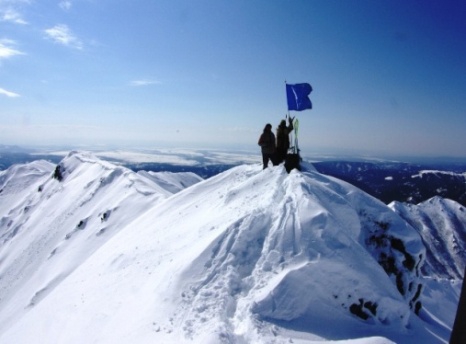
285 80 297 154
284 80 290 150
285 80 290 120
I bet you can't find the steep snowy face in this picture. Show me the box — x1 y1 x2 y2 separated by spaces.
187 167 426 340
390 196 466 279
0 151 185 334
137 170 203 194
0 159 55 215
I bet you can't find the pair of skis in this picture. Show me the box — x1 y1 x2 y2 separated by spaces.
287 115 300 155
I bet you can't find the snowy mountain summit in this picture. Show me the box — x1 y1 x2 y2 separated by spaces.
0 151 462 343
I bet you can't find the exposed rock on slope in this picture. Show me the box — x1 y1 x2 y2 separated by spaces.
390 196 466 279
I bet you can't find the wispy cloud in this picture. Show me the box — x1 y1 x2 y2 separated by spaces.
59 1 72 11
130 79 161 87
1 8 28 24
0 38 24 59
0 87 20 97
44 24 83 50
0 0 31 23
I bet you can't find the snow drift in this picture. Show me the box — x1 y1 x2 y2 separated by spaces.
0 152 461 343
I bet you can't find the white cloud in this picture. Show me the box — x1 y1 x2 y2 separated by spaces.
130 79 161 87
44 24 83 50
0 39 24 58
59 1 72 11
1 8 28 24
0 87 20 97
0 0 31 23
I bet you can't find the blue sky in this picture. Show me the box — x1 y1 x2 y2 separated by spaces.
1 0 465 158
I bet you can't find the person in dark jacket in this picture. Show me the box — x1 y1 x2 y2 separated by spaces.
275 116 294 165
258 123 276 169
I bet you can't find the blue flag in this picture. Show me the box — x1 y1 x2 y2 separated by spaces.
286 83 312 111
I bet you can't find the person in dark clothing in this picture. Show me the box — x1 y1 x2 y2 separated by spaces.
258 123 276 169
275 116 294 165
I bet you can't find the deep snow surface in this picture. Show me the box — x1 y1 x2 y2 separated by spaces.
0 152 462 343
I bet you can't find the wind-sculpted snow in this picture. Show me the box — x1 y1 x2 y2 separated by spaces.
0 157 458 343
0 151 196 336
390 197 466 279
0 159 55 215
173 167 427 342
137 170 203 194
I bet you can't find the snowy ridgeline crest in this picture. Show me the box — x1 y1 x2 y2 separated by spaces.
0 151 462 344
0 152 201 335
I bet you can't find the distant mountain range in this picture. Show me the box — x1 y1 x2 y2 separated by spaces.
1 147 465 207
313 160 466 207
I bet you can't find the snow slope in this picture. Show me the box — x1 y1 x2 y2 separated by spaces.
137 170 203 194
0 152 200 336
390 197 466 280
0 153 461 343
390 197 466 341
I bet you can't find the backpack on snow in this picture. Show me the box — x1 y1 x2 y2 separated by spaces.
284 151 301 173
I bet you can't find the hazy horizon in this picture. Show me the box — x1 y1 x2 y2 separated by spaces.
1 1 465 157
2 142 466 166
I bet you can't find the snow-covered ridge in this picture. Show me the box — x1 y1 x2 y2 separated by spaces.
137 170 203 194
390 196 466 280
0 152 462 343
0 151 201 336
411 170 466 179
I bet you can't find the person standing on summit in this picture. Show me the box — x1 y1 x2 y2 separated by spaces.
275 116 294 165
258 123 276 169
